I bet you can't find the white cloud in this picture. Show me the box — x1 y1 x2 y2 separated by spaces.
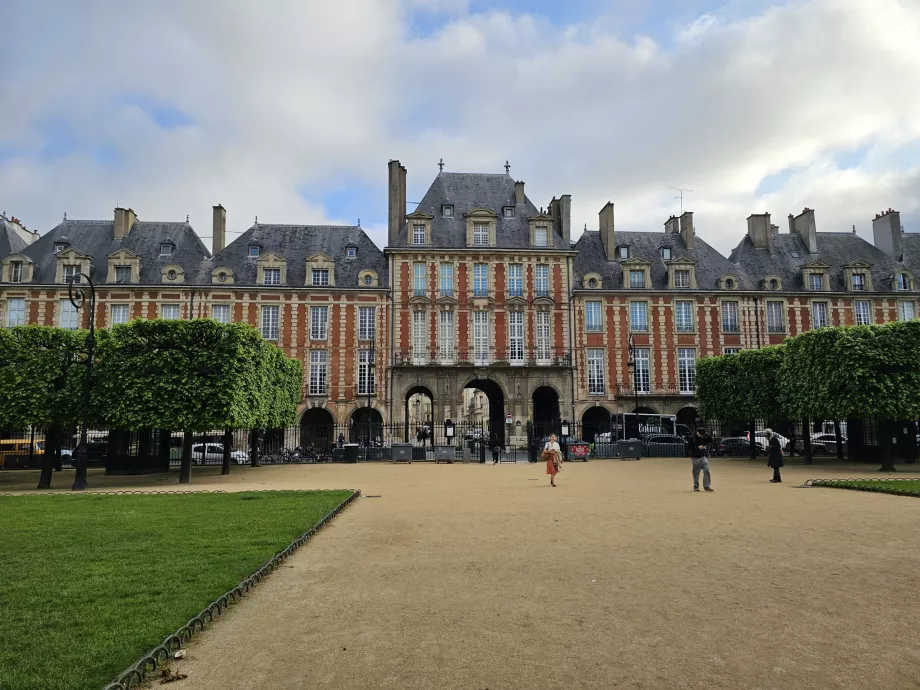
0 0 918 253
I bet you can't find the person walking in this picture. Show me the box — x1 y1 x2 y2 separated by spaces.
489 432 501 465
544 433 562 487
690 427 714 492
765 428 784 483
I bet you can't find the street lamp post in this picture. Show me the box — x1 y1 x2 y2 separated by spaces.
68 273 96 491
366 344 376 459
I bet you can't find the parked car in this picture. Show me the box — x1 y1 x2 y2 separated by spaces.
719 437 766 457
792 433 846 455
170 443 249 465
644 435 689 457
754 431 790 452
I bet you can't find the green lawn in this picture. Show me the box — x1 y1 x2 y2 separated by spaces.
0 490 354 690
815 479 920 494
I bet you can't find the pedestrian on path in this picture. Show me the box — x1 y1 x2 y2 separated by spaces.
690 427 714 492
765 428 784 483
544 433 562 487
490 432 501 465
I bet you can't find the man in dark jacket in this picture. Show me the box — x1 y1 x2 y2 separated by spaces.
690 427 714 492
765 428 784 483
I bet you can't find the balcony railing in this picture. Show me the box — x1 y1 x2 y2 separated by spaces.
616 383 690 396
394 347 572 367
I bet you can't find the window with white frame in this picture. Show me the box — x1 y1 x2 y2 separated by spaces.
413 262 426 296
439 262 454 297
311 268 329 286
473 311 490 365
629 270 645 288
767 301 785 332
809 273 824 291
263 268 281 285
63 265 80 284
161 304 180 320
10 261 22 283
261 305 279 339
854 300 871 326
357 349 375 395
473 263 488 297
503 207 514 218
114 266 132 283
674 270 690 288
660 247 671 260
413 224 426 245
309 350 327 395
723 347 741 355
634 348 650 393
678 348 696 393
897 273 912 291
535 264 549 297
535 311 550 362
211 304 231 324
535 226 548 247
160 243 173 256
618 246 629 259
585 301 602 332
59 299 79 329
442 205 453 218
630 301 648 331
508 264 523 297
587 349 605 395
509 311 524 364
439 310 454 361
676 300 694 332
412 310 427 363
6 298 25 326
310 306 328 340
54 243 67 254
851 273 866 291
898 300 915 322
346 246 356 258
473 223 489 246
721 301 739 332
359 307 376 341
811 301 828 329
111 304 130 325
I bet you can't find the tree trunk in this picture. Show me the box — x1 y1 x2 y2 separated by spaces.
222 428 232 475
749 420 757 459
250 429 261 467
802 418 812 465
180 430 193 483
37 423 59 489
847 418 865 462
877 419 896 472
834 420 844 460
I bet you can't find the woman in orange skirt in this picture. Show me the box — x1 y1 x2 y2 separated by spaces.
543 433 561 487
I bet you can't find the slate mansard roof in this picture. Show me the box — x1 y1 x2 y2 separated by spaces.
0 218 29 259
392 172 561 249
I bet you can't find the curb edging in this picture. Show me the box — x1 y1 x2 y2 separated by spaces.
805 478 920 497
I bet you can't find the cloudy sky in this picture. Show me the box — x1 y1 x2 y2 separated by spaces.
1 0 918 255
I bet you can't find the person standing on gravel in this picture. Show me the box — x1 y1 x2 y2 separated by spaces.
690 427 714 492
544 433 561 487
765 428 784 483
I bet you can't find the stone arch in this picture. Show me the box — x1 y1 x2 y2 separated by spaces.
299 407 335 451
632 405 659 414
350 407 384 444
581 405 612 442
676 406 699 431
405 384 435 440
462 378 507 444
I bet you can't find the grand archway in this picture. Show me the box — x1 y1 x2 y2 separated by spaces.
464 378 505 444
350 407 383 444
300 408 334 451
581 406 612 443
405 385 434 442
532 385 561 437
676 406 699 432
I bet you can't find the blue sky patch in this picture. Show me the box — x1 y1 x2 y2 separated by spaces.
299 179 387 228
116 94 193 129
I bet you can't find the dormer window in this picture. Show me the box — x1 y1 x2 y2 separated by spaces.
897 273 911 291
248 245 260 257
312 268 330 286
809 274 823 291
159 243 173 256
629 270 645 288
363 274 373 285
723 278 735 289
442 205 453 218
769 279 779 289
790 251 800 258
54 243 67 254
503 206 514 218
167 270 177 281
63 265 80 284
413 224 426 245
674 270 690 288
473 223 489 247
114 266 132 284
588 278 598 288
534 226 548 247
11 261 22 283
660 247 672 260
218 272 228 283
618 246 629 260
263 268 281 285
346 247 356 258
851 274 866 291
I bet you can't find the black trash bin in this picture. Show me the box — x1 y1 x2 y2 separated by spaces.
343 443 359 464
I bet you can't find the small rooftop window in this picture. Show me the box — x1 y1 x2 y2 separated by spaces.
248 245 260 257
346 247 356 258
790 251 799 258
54 243 67 253
660 247 672 260
363 274 373 285
503 207 514 218
159 243 173 256
617 246 629 260
442 205 453 218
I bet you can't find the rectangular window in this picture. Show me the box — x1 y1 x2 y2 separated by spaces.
310 306 328 340
767 301 785 333
675 300 694 332
630 301 648 331
161 304 180 320
473 223 489 246
634 348 650 393
309 351 327 395
413 224 425 245
111 304 130 325
897 273 911 291
6 298 25 326
439 310 454 362
261 305 280 340
809 273 824 291
851 274 866 291
114 266 132 283
508 264 523 297
311 268 329 286
473 311 490 365
811 301 828 329
509 311 524 364
473 263 488 297
63 265 80 284
10 261 22 283
413 262 426 296
263 268 281 285
535 226 548 247
535 311 550 362
723 347 741 355
587 349 605 395
585 301 602 332
412 310 427 363
629 270 645 288
898 300 915 322
722 301 739 332
674 270 690 288
535 264 549 297
161 243 174 256
678 348 696 393
357 349 376 395
854 300 871 326
359 307 376 341
211 304 231 324
439 262 454 297
60 299 79 329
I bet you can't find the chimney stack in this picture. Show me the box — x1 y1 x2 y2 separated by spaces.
114 207 136 239
599 202 615 259
387 160 406 247
679 211 695 250
746 213 774 253
514 181 525 206
212 205 226 254
558 194 571 248
792 208 818 254
664 215 680 235
872 208 903 260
